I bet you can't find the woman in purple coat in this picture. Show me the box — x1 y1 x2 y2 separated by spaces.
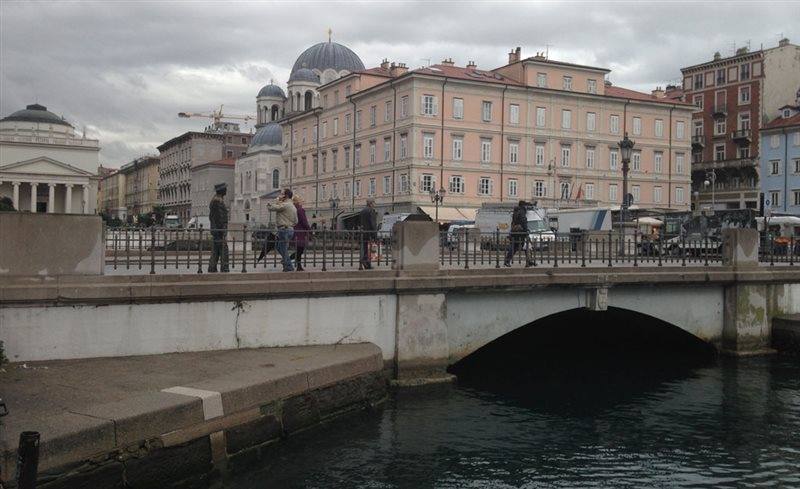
292 195 311 271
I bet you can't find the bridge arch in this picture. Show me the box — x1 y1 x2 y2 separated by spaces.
445 285 724 365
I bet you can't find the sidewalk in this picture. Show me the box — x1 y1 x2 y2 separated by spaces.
0 343 385 487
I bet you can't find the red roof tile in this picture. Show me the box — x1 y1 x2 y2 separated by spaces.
762 112 800 130
413 64 524 86
605 85 693 106
206 157 236 167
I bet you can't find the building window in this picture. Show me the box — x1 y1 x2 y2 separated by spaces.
422 95 437 116
334 90 340 105
654 186 662 204
794 158 800 173
400 174 409 193
226 150 233 158
794 190 800 207
333 117 339 136
368 178 376 196
632 185 641 203
535 143 545 166
383 138 391 162
536 107 546 127
716 68 726 85
561 109 571 129
770 134 780 148
675 187 684 204
586 112 596 132
482 101 493 122
354 145 361 167
332 150 338 170
421 174 434 192
345 114 351 133
509 142 519 164
321 121 327 139
384 101 392 122
609 184 618 202
449 175 464 194
534 180 546 197
312 125 318 142
356 111 362 130
693 74 703 90
508 179 518 197
401 96 409 117
633 117 642 135
510 104 520 124
320 184 327 200
453 98 464 119
400 134 408 158
321 152 327 172
715 119 726 136
739 86 751 104
479 177 493 196
610 149 619 171
738 112 751 131
537 72 547 87
610 115 620 134
561 145 571 167
770 191 780 207
354 180 361 196
563 76 572 90
715 144 725 161
587 79 597 94
654 151 663 173
676 120 685 140
693 119 704 137
370 106 376 126
770 160 780 175
383 176 391 195
344 147 351 168
345 85 352 97
560 181 571 199
586 147 595 168
693 94 703 110
272 169 279 188
738 146 750 159
741 63 750 80
369 142 376 164
676 153 685 174
655 119 664 138
481 139 492 163
423 133 435 159
452 137 463 161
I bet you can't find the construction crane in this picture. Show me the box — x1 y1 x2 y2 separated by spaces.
177 105 255 133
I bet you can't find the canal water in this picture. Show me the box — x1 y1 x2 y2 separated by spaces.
225 309 800 488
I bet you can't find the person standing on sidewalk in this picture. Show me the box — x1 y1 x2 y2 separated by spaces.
505 200 533 267
359 198 378 269
267 188 298 272
292 194 311 271
208 183 229 273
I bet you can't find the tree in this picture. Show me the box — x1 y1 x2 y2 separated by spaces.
138 213 154 227
151 205 165 226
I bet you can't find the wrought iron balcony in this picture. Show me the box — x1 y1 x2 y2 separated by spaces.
712 104 728 118
731 129 752 144
691 135 705 150
692 157 757 172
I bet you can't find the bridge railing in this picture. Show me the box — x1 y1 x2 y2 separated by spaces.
759 235 800 266
439 229 725 268
104 227 393 274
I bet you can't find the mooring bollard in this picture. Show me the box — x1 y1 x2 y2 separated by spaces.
16 431 40 489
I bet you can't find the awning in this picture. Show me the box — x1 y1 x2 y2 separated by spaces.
417 206 477 223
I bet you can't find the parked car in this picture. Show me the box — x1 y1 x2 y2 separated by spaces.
664 234 722 256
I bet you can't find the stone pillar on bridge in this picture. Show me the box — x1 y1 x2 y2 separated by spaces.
721 228 772 355
392 220 452 383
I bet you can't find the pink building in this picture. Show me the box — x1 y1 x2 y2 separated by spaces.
281 48 694 223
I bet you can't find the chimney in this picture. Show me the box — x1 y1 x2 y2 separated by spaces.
651 86 665 99
779 37 790 47
380 58 390 69
713 51 722 61
441 58 455 66
466 60 477 69
736 46 749 55
533 51 547 61
390 62 409 77
508 46 522 64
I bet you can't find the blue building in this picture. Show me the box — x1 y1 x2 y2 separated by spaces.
760 98 800 215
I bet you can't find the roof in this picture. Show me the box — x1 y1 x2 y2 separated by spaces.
250 122 282 148
680 49 762 73
1 104 73 127
258 83 286 99
762 112 800 130
193 157 237 171
604 85 693 106
157 131 222 152
413 64 524 86
289 68 320 83
518 56 611 73
291 41 365 77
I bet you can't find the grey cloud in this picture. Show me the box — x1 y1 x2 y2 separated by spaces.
1 1 797 166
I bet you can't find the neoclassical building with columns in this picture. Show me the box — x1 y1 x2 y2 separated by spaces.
0 103 99 214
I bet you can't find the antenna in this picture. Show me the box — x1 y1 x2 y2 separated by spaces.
420 58 431 67
545 44 552 59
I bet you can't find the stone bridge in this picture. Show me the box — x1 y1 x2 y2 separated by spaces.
1 223 799 380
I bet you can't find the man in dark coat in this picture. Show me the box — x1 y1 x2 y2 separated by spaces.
505 200 533 267
208 183 229 272
359 198 378 269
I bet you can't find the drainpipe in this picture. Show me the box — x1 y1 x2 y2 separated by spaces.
784 127 788 212
619 99 630 232
288 121 293 190
391 81 398 212
500 84 508 202
315 111 320 213
350 98 357 212
668 105 674 209
440 77 448 197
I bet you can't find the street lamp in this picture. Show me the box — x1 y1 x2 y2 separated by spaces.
618 133 635 224
429 186 446 222
703 169 716 212
328 196 340 229
693 191 700 212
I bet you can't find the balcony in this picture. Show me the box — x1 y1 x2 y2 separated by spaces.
731 129 752 144
712 104 728 119
692 157 757 172
691 135 705 150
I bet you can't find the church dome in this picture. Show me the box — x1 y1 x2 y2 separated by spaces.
258 83 286 99
289 68 320 84
249 122 282 149
290 41 365 79
1 104 72 127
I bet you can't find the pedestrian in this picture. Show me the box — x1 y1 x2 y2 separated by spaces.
267 188 298 272
208 183 229 273
292 194 311 271
505 200 533 267
359 198 378 269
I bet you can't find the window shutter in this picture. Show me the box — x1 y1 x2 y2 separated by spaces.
433 97 439 115
420 96 426 115
490 179 494 195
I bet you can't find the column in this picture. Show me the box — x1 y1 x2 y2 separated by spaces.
65 184 73 213
12 182 20 210
48 183 56 213
30 183 38 212
81 184 89 214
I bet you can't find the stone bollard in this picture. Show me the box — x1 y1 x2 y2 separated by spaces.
391 220 440 272
722 228 759 268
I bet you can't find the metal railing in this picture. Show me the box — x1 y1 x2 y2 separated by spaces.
759 236 800 266
104 227 393 274
439 229 725 269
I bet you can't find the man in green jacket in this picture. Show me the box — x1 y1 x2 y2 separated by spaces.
208 183 229 273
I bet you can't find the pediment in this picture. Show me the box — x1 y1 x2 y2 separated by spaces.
0 156 94 177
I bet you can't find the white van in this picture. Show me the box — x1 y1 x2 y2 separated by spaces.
164 214 181 228
187 216 211 229
474 203 554 248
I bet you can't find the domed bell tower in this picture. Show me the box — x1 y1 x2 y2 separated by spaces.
256 80 286 127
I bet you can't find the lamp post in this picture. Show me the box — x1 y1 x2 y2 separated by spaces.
704 169 716 212
429 186 446 222
693 191 700 213
618 133 635 224
328 196 340 229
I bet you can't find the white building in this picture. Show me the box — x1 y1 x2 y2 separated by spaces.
0 104 99 213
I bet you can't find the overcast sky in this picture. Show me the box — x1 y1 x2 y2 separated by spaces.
1 1 798 167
